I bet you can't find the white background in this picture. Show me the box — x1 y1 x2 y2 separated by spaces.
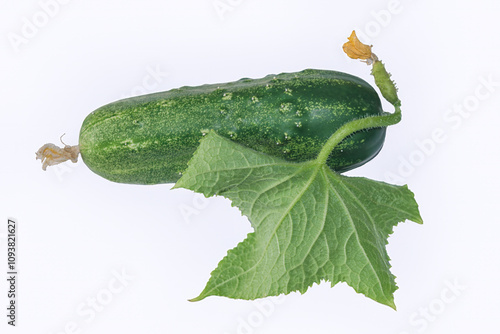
1 0 500 333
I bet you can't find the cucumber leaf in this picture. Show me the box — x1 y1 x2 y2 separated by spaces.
174 131 422 308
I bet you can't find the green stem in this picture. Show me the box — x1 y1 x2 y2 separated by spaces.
315 60 401 166
315 106 401 165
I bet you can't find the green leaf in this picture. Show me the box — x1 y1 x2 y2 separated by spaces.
174 131 422 308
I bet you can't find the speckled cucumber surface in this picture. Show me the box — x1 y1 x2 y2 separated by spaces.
78 69 386 184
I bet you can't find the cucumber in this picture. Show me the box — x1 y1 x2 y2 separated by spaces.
78 69 386 185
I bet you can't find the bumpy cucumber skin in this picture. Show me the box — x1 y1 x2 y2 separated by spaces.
79 69 386 185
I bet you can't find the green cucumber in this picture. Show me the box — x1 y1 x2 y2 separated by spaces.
78 69 386 185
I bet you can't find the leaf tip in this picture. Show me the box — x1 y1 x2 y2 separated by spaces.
387 298 397 311
188 294 206 302
401 184 424 225
415 215 424 225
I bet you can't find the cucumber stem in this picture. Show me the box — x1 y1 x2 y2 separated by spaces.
315 41 402 167
315 103 401 166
